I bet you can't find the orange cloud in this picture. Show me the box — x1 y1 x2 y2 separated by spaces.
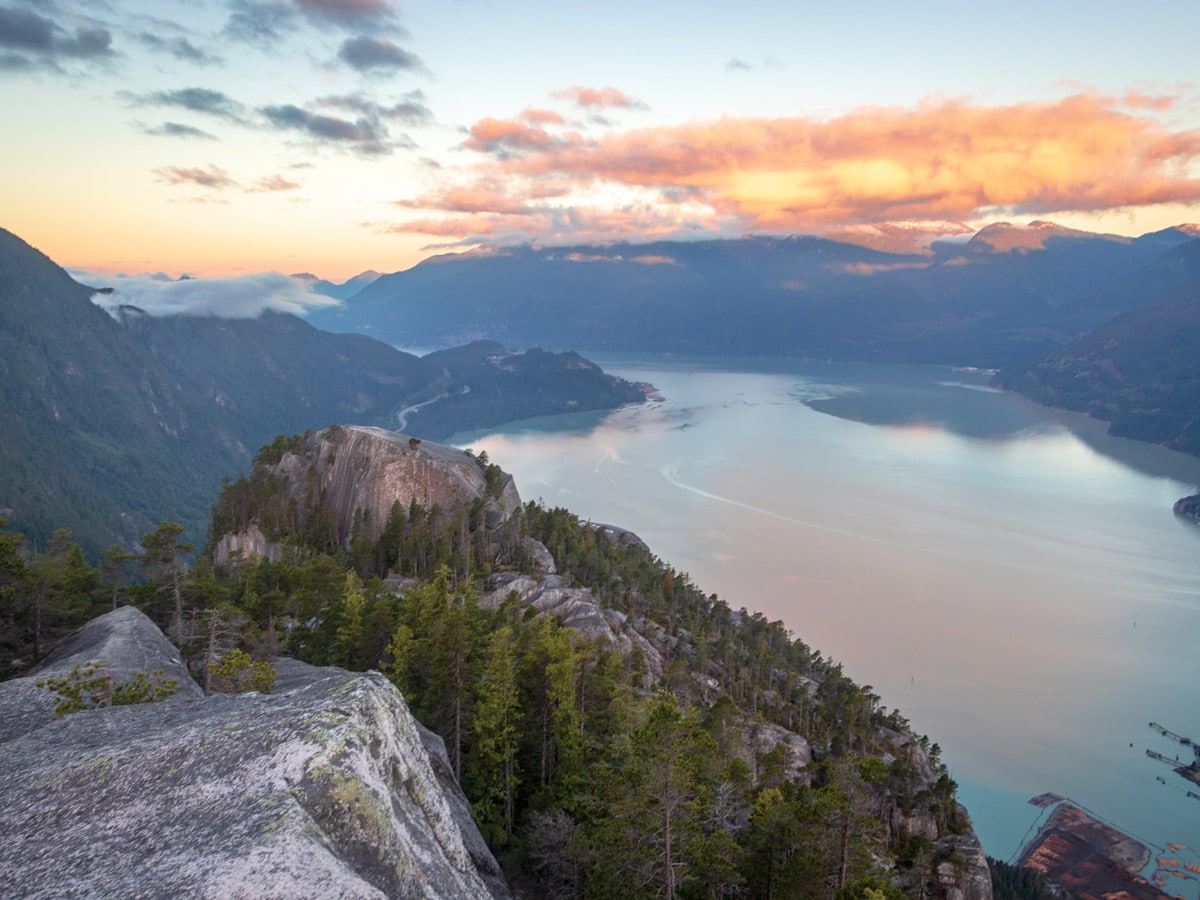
520 106 566 125
552 85 644 109
393 92 1200 246
463 118 560 154
394 183 537 216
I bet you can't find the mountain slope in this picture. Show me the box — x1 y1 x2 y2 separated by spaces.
0 229 194 552
0 229 643 556
996 241 1200 454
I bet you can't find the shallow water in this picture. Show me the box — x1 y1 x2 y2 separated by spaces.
450 355 1200 868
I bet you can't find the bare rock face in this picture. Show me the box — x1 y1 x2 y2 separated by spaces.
212 522 279 568
0 607 509 900
481 572 665 685
219 426 522 561
748 721 813 781
936 827 993 900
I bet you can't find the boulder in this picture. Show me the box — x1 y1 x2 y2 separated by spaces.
481 572 664 684
0 607 509 899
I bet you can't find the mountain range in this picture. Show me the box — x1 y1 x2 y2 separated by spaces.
0 229 643 557
6 217 1200 555
306 222 1199 365
306 221 1200 460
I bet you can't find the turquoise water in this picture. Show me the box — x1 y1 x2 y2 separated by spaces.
450 356 1200 870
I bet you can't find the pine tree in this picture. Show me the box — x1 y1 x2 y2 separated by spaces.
468 624 522 844
140 522 193 643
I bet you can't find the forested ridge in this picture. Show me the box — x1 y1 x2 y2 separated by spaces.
1 430 987 899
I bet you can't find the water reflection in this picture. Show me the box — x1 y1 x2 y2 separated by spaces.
453 358 1200 865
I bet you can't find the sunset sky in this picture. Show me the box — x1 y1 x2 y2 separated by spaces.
3 0 1200 281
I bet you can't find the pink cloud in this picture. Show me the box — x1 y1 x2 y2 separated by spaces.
552 85 645 110
153 164 236 189
520 107 566 125
463 117 560 153
256 174 301 191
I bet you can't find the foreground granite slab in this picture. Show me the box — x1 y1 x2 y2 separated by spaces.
0 607 508 899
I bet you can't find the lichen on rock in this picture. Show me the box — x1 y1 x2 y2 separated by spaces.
0 607 509 899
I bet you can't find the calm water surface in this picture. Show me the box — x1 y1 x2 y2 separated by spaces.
451 356 1200 868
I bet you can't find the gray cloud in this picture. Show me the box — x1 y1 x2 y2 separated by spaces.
137 31 221 66
0 5 113 69
725 58 752 72
143 121 218 140
0 51 30 70
261 102 406 154
337 35 419 72
81 271 340 319
295 0 399 31
141 87 245 120
0 6 55 52
223 0 401 45
221 0 296 47
313 90 431 124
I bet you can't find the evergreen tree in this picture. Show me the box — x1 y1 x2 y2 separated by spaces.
468 624 522 845
140 522 193 643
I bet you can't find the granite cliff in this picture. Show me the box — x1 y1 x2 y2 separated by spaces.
0 606 509 899
213 424 521 565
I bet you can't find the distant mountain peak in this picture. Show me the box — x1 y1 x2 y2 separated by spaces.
825 220 973 255
304 269 384 301
968 220 1128 252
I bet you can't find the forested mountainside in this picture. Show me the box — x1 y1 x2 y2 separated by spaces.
994 240 1200 456
208 428 989 898
0 428 991 898
0 228 642 558
306 223 1200 368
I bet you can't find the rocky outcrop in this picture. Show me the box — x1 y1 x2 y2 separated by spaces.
286 425 520 540
0 607 509 899
1174 493 1200 524
214 426 522 562
212 522 280 567
937 827 993 900
481 571 665 685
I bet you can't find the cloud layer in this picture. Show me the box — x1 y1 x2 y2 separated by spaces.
390 92 1200 245
80 272 340 318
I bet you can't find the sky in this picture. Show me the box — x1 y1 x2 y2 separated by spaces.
3 0 1200 283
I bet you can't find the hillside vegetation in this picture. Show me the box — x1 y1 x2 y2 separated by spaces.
995 242 1200 456
1 429 989 898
